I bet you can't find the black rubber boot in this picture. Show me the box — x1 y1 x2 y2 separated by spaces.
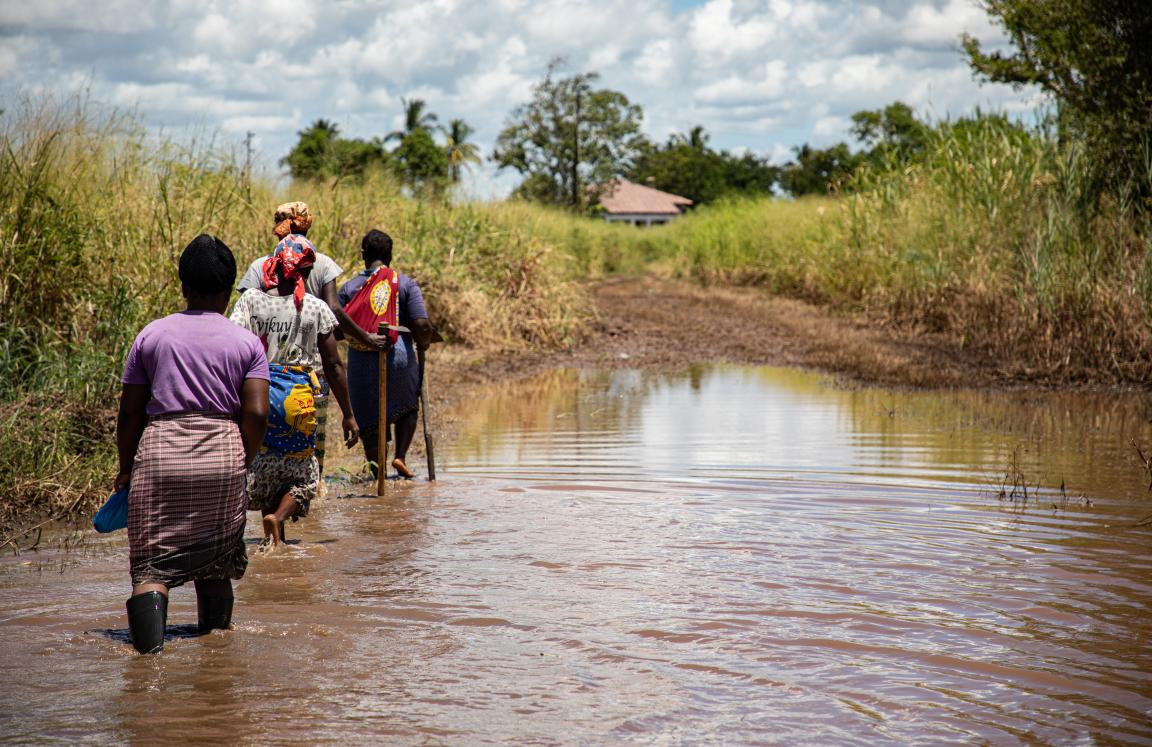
197 590 234 633
126 591 168 654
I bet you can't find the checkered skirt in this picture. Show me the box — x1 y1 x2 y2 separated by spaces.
128 414 248 587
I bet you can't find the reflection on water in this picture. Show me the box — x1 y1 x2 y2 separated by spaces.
2 365 1151 744
449 365 1152 503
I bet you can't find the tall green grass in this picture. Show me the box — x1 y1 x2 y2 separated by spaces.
0 97 591 529
843 114 1152 381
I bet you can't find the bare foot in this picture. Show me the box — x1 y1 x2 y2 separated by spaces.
262 514 283 546
392 458 415 479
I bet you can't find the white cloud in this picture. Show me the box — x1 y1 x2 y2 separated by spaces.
689 0 776 65
1 0 160 32
901 0 998 46
0 35 52 77
634 40 675 86
0 0 1040 197
813 114 850 137
696 60 788 104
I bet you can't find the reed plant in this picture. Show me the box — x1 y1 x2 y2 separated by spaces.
842 114 1152 381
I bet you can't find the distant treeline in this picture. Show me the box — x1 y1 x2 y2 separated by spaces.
286 1 1151 216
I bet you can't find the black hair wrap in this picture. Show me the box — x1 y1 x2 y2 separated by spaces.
179 234 237 295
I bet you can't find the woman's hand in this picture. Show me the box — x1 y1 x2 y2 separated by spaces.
343 415 360 448
365 332 392 352
114 471 131 491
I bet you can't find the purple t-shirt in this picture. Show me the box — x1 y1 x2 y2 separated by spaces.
122 310 271 417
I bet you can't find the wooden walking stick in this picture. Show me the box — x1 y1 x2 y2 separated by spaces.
376 323 389 496
418 345 436 481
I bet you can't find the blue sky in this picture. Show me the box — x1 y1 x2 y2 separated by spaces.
0 0 1041 198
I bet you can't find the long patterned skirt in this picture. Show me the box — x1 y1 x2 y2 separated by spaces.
127 414 248 587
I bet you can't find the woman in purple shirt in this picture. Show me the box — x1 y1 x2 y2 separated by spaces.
116 235 270 654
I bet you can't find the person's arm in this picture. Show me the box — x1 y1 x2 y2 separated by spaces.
115 384 151 490
318 330 359 447
410 317 433 351
402 280 433 351
322 280 390 352
239 378 269 467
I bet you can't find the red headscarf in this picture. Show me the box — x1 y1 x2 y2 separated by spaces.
262 235 317 310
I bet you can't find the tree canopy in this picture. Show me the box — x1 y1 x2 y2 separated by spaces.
280 119 388 181
393 127 449 195
493 62 646 209
282 102 475 195
444 119 481 184
850 101 931 164
963 0 1152 195
628 128 780 205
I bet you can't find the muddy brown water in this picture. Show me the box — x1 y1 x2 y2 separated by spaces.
3 365 1152 744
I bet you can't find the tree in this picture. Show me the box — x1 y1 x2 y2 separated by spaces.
281 119 386 181
630 141 729 204
850 101 931 163
962 1 1152 193
720 151 781 195
779 143 863 197
281 119 341 179
387 98 439 143
629 127 780 205
394 127 448 194
443 119 481 183
669 125 710 150
493 61 646 210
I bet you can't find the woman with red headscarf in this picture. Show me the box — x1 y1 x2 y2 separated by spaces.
229 235 359 546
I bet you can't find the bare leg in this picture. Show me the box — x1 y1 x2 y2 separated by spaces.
362 427 380 480
132 582 168 597
261 492 297 546
392 411 418 478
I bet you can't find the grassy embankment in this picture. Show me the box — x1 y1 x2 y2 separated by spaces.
3 100 1149 532
0 100 589 533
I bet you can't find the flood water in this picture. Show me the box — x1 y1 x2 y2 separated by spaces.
3 365 1152 744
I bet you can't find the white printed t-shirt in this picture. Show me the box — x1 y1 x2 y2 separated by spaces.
229 290 338 370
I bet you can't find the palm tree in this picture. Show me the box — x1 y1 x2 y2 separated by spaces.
386 98 439 143
670 125 710 150
443 119 481 183
687 125 709 150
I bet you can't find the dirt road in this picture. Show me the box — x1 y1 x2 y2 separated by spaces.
433 276 999 394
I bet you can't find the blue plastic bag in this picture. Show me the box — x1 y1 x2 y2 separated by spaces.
93 485 129 533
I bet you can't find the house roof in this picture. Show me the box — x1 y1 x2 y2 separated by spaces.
596 179 693 215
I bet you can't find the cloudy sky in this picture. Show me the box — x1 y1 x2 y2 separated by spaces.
0 0 1041 197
